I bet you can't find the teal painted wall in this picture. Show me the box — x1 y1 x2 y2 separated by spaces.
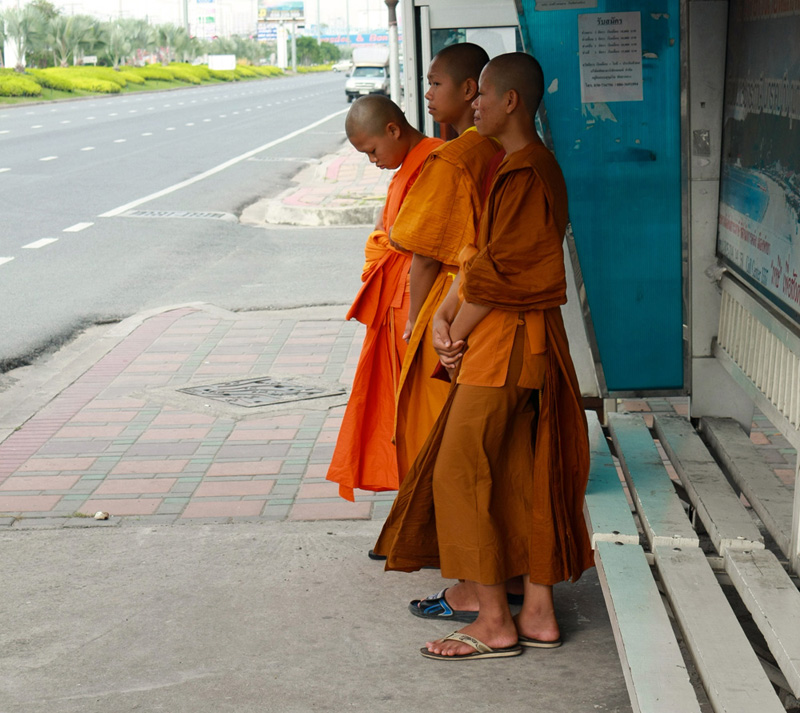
517 1 684 391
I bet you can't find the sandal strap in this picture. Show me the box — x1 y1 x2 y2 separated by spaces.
442 631 492 654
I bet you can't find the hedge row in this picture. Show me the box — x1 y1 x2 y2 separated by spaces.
0 74 42 97
0 63 315 99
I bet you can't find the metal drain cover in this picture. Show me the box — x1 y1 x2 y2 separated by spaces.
179 377 347 408
121 210 237 221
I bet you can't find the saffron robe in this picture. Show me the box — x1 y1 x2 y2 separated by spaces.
326 136 443 502
374 142 594 585
390 128 502 480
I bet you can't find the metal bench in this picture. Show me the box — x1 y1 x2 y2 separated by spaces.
585 409 799 712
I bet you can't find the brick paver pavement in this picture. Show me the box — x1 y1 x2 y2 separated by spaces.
0 305 794 529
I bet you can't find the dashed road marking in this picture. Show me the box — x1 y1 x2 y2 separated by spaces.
203 119 211 122
166 127 176 131
23 238 58 249
81 147 95 151
109 113 118 116
63 222 93 233
40 156 58 161
186 122 195 126
0 130 9 134
98 108 349 219
114 139 127 143
0 168 10 173
60 120 71 124
0 257 15 267
87 116 95 120
32 124 43 128
142 132 153 136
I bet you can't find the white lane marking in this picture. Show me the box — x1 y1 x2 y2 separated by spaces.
109 113 118 116
147 107 155 111
87 116 95 120
129 110 137 113
32 124 43 129
63 222 93 232
81 146 95 151
232 111 240 115
219 114 227 118
166 127 176 131
186 122 195 126
142 132 153 136
60 120 71 124
0 168 10 173
0 257 15 267
114 139 127 143
0 130 9 134
40 156 58 161
203 119 211 122
98 108 349 219
23 238 58 249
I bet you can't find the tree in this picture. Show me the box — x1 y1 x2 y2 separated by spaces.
0 5 46 72
101 21 132 69
293 36 340 66
45 14 96 67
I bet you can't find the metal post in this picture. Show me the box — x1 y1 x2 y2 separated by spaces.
291 20 297 72
385 0 400 104
316 0 321 43
183 0 189 33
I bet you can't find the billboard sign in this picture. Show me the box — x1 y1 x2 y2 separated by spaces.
259 1 304 21
717 1 800 321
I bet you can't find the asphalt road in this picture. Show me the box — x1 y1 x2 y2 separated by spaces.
0 72 364 371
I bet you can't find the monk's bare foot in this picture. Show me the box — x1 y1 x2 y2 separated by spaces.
514 580 560 644
438 581 478 611
425 617 519 656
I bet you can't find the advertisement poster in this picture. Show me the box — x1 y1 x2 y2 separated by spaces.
259 1 304 21
578 12 643 103
717 1 800 319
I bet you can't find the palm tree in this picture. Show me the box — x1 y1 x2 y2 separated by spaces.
1 5 45 72
101 21 132 69
44 14 95 67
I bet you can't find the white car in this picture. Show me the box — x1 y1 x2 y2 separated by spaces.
332 60 353 73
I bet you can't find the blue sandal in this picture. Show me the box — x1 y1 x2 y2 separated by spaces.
409 588 479 622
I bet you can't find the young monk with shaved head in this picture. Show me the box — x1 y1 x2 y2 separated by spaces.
374 53 593 660
326 95 443 501
388 42 503 534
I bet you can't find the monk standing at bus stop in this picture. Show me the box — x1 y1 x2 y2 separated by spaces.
326 96 442 502
391 41 502 492
374 53 594 660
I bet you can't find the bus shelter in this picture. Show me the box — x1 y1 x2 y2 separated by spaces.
397 1 800 708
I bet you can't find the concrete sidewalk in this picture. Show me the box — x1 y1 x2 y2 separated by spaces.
0 301 635 713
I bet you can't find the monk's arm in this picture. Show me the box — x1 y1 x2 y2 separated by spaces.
449 301 492 344
404 254 442 341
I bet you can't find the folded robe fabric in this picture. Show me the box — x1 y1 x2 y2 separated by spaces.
326 135 443 502
374 141 594 584
390 128 503 480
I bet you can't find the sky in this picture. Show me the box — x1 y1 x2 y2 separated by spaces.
0 0 399 36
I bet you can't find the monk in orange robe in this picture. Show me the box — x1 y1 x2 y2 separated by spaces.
391 43 503 484
326 95 443 502
374 53 594 661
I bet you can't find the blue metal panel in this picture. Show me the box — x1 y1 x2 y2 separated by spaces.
517 1 683 391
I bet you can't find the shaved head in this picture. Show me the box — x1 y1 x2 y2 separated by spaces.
484 52 545 119
345 95 409 138
433 42 490 85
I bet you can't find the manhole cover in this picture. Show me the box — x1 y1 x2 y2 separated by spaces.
178 377 347 408
121 210 236 221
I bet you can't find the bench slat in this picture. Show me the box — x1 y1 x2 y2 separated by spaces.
653 415 763 553
725 548 800 697
595 541 701 713
608 413 699 549
655 545 785 713
584 411 639 546
701 416 793 558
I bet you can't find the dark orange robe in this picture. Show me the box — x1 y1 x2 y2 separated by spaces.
326 136 443 502
374 142 594 585
390 128 502 480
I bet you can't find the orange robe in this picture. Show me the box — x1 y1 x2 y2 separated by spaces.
326 136 443 502
390 128 502 481
374 142 594 585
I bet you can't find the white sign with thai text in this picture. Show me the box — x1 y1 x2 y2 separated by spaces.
578 12 643 103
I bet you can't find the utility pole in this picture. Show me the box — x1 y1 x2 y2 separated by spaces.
183 0 190 34
290 20 297 72
316 0 321 43
385 0 400 104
